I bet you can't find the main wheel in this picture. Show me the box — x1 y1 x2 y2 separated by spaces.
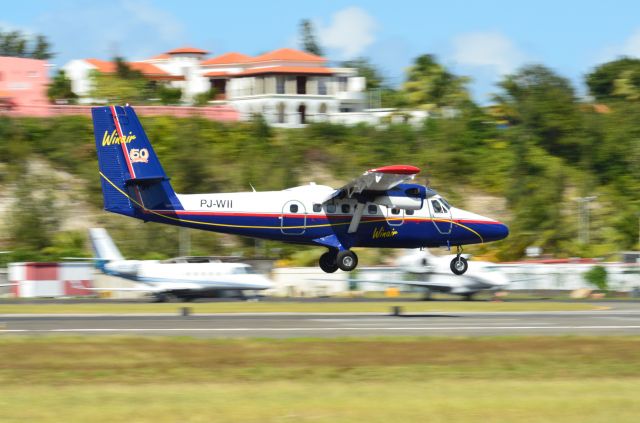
319 251 339 273
450 256 468 275
337 250 358 272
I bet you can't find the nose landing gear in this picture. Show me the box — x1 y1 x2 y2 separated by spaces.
450 246 468 275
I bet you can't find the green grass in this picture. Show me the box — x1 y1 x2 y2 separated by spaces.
0 300 602 314
1 336 640 422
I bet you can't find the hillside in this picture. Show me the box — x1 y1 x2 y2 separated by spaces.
0 108 638 265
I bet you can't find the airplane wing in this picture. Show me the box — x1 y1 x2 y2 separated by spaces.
323 165 421 203
82 282 203 293
323 165 425 234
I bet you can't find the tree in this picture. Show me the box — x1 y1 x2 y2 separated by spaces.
586 57 640 101
47 70 77 104
299 19 323 56
0 29 54 59
494 65 581 160
31 34 54 60
402 54 471 110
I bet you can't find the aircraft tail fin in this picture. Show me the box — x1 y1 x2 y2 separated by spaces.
91 105 183 218
89 228 124 261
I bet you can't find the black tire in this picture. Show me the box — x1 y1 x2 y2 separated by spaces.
337 250 358 272
450 256 468 275
319 251 339 273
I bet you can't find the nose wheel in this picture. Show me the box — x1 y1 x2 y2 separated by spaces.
450 246 468 275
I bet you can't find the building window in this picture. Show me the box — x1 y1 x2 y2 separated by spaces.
318 103 327 121
337 76 348 92
277 102 285 124
276 76 285 94
318 78 327 95
298 104 306 124
296 76 307 94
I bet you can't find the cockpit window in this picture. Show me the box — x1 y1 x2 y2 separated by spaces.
431 199 443 213
440 198 451 210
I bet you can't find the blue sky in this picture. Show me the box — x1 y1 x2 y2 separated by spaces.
4 0 640 102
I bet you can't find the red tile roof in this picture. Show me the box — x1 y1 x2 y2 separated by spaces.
147 53 171 60
203 71 232 77
202 52 252 66
165 46 209 55
84 59 184 80
238 66 334 76
85 58 116 73
251 48 325 63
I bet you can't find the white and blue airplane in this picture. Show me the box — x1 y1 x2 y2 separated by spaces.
92 105 509 275
89 228 273 302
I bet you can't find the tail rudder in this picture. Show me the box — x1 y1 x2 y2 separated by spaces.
92 105 182 216
88 228 124 261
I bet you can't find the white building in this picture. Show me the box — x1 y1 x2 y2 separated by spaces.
63 46 378 126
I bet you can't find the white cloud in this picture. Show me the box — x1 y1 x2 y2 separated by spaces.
317 7 377 59
599 28 640 61
34 0 187 65
451 31 527 75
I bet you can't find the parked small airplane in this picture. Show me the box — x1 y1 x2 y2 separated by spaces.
89 228 273 302
92 105 509 275
351 249 510 300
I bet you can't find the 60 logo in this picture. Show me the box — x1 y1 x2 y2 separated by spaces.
129 148 149 163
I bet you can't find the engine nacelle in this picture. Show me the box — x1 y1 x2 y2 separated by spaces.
373 183 427 210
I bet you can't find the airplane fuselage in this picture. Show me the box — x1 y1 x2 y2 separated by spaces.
128 184 508 251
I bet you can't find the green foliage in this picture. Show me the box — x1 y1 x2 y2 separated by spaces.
158 85 183 105
299 19 323 56
583 265 608 291
586 57 640 101
402 54 471 110
47 70 77 104
89 70 148 104
0 29 54 59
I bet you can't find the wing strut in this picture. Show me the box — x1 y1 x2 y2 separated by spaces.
348 203 366 234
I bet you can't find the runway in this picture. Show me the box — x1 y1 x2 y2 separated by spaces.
2 308 640 338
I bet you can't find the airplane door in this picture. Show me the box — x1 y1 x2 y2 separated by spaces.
281 200 306 235
428 198 452 234
386 207 404 226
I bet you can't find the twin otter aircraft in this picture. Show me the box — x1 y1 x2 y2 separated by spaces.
92 105 508 275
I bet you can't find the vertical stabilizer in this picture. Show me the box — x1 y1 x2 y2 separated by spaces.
89 228 125 261
92 105 183 217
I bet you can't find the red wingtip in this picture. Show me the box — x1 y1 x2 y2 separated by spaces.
368 165 421 175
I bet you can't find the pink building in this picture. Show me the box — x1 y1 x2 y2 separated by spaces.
0 56 51 116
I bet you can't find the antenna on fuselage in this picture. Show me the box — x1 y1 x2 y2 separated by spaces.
249 183 256 192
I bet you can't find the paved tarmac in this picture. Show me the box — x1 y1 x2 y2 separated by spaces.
2 306 640 338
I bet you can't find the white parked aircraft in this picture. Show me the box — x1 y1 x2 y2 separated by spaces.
352 249 510 300
89 228 273 301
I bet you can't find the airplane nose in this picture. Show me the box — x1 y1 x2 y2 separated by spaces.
483 221 509 242
494 222 509 241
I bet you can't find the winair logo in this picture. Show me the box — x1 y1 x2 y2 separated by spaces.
372 226 398 239
102 130 136 147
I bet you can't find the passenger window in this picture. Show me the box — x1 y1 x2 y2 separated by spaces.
313 203 322 213
290 204 298 213
431 200 443 213
391 208 400 215
406 209 414 215
367 204 378 214
341 204 350 213
326 204 336 213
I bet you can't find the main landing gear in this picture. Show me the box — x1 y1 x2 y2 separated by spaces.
319 250 358 273
450 246 468 275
